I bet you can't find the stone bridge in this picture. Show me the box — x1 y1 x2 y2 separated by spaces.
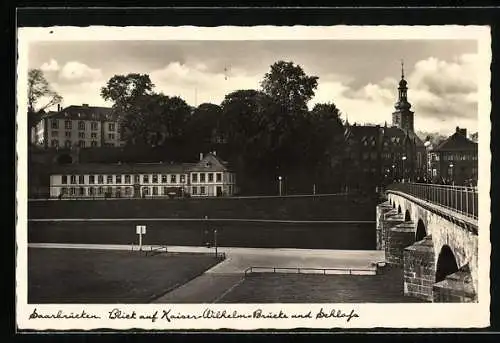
377 183 479 302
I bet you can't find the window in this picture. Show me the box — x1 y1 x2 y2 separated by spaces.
108 123 115 131
78 121 85 130
143 175 149 183
51 131 58 137
161 175 167 183
89 187 95 196
79 187 85 196
89 175 95 184
91 122 98 131
51 119 59 129
208 173 214 182
152 174 158 183
65 131 72 138
98 175 104 184
143 187 149 196
78 132 85 138
192 173 198 183
64 120 72 129
171 175 177 183
116 175 122 183
62 175 67 184
79 140 85 148
152 186 158 195
70 175 76 184
78 175 84 184
98 187 103 195
107 186 112 194
108 133 115 140
163 187 168 195
91 132 97 139
200 186 206 195
107 175 113 184
180 175 186 183
200 173 206 182
192 186 198 195
61 187 67 195
134 175 140 183
125 187 131 196
125 175 131 183
51 139 58 147
70 187 76 195
116 187 122 196
91 141 98 147
216 173 222 182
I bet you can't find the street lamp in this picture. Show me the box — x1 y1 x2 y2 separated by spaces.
449 163 454 185
402 156 407 182
278 176 283 196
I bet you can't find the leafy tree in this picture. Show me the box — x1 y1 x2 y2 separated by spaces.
185 103 223 144
27 69 62 142
122 94 191 147
101 73 155 108
260 61 319 115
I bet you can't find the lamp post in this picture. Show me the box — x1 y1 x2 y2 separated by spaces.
278 176 282 196
402 156 407 182
449 163 454 185
392 164 396 182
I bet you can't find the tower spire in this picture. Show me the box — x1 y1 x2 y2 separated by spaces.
401 59 405 79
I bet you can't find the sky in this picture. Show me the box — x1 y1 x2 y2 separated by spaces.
28 39 479 136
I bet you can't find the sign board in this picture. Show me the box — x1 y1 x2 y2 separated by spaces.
136 225 146 234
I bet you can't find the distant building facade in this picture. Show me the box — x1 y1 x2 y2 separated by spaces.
48 152 237 198
31 104 124 149
343 62 426 189
427 127 478 185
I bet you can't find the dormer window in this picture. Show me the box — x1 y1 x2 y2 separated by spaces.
206 162 211 168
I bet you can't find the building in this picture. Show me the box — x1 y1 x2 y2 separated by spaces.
48 152 237 198
31 104 124 149
343 61 426 189
427 127 478 185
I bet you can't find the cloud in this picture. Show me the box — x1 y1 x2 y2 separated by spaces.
58 61 103 84
150 62 259 105
336 53 478 132
40 59 60 72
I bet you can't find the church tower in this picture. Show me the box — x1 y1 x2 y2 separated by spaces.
392 60 414 132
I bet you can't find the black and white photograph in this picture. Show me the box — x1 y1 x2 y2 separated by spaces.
16 24 491 330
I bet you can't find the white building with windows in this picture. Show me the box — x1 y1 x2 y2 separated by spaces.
31 104 124 149
48 152 238 198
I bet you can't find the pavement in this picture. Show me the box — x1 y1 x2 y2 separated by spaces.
28 243 385 303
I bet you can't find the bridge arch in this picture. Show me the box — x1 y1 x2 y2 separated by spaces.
436 245 459 283
415 219 427 241
397 204 402 214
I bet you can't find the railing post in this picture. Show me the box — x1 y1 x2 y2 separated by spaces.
466 187 469 216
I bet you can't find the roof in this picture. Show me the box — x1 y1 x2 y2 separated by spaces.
49 153 232 175
44 105 116 121
345 124 424 147
434 132 478 152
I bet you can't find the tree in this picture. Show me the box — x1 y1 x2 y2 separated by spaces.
101 73 155 108
185 103 223 144
27 69 62 142
260 61 319 115
121 93 191 147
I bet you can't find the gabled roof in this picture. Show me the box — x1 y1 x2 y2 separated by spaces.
49 162 195 175
434 132 478 152
44 105 116 121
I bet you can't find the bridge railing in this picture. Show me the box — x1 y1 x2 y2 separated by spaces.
386 182 478 220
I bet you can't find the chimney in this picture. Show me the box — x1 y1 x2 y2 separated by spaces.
199 152 204 161
456 126 467 137
57 104 61 112
82 103 89 107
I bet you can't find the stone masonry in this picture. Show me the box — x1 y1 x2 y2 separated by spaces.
403 235 435 301
387 221 415 266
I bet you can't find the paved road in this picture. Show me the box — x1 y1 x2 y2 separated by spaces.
29 243 385 303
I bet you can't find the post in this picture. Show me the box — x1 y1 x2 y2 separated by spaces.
313 183 316 195
278 176 282 196
139 231 142 251
214 229 218 257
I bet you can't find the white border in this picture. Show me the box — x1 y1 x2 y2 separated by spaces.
16 25 491 331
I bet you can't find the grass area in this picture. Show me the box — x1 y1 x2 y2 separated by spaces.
28 194 376 221
218 265 426 303
28 220 376 250
28 248 223 304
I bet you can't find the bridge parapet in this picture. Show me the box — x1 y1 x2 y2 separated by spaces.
386 183 478 221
